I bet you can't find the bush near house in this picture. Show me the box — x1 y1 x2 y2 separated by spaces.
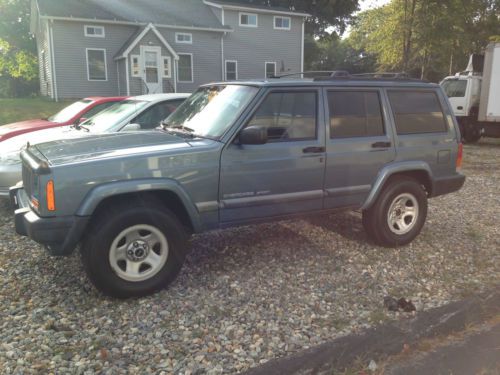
0 98 70 125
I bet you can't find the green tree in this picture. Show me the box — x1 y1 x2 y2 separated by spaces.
0 0 38 97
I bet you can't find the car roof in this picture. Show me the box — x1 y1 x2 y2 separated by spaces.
129 93 191 102
84 96 128 102
201 78 440 89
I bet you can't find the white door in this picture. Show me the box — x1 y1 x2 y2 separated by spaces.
141 46 162 94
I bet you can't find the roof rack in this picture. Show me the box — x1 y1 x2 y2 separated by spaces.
272 70 425 82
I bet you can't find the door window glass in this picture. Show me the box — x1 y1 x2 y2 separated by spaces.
388 91 447 134
328 91 385 138
247 91 317 142
145 51 159 83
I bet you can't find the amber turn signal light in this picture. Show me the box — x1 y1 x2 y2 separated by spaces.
46 180 56 211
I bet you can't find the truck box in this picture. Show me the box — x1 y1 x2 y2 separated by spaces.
478 42 500 122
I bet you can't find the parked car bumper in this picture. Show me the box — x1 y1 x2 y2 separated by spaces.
432 173 466 197
0 162 22 198
10 186 89 256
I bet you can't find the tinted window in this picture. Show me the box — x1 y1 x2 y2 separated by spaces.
247 91 317 141
388 91 447 134
441 79 467 98
328 91 384 138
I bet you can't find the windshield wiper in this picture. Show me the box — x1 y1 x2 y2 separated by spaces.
161 124 216 141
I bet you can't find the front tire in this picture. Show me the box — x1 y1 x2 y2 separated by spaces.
362 177 427 247
81 201 188 298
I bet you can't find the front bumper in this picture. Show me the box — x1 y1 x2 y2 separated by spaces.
0 163 22 198
10 186 89 256
432 173 466 197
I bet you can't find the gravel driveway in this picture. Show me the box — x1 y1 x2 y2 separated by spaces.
1 140 499 374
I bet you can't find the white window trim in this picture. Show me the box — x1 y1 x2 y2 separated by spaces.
177 53 194 83
162 56 172 78
265 61 276 78
84 25 105 38
239 12 258 27
225 60 238 81
131 54 141 77
86 48 108 81
175 32 193 44
274 16 291 30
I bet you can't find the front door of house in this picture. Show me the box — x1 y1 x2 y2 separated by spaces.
141 46 162 94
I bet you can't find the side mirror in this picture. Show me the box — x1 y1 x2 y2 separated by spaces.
239 126 268 145
122 123 141 131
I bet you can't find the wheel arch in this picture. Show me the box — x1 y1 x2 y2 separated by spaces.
76 179 202 233
362 162 434 210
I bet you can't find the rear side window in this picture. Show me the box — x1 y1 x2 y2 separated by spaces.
328 91 385 138
247 91 317 142
388 91 447 134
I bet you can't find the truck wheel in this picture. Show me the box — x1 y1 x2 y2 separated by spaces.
81 201 188 298
362 177 427 247
463 127 481 143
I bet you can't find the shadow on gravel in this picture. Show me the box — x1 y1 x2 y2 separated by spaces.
304 210 369 245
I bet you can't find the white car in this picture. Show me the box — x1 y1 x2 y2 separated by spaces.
0 93 189 197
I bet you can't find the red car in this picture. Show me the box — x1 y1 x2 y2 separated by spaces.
0 97 127 142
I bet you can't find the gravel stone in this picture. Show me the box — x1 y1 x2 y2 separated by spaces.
0 140 499 373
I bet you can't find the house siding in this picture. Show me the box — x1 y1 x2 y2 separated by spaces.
51 20 137 99
159 28 222 93
37 19 53 98
222 10 302 79
117 59 126 96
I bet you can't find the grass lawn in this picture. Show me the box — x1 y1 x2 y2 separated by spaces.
0 98 72 126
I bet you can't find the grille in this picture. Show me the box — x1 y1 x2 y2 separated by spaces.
22 163 33 198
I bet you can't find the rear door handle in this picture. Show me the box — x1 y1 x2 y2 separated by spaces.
302 146 325 153
371 141 391 148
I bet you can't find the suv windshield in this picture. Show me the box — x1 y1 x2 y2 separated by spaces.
48 99 93 123
441 79 467 98
164 85 259 138
83 100 149 132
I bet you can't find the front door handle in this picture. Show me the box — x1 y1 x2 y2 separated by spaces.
371 141 391 148
303 146 325 153
457 106 463 110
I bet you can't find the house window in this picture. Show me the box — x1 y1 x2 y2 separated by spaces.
265 62 276 78
239 12 258 27
178 54 193 82
131 55 140 77
274 16 291 30
163 57 172 78
225 60 237 81
84 25 105 38
86 48 107 81
175 33 192 44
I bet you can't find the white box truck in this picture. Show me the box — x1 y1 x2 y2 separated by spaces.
440 42 500 143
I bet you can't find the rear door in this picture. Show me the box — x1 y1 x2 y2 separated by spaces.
323 88 396 208
219 88 326 223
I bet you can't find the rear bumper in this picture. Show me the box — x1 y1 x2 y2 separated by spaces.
10 186 89 256
432 173 466 197
0 163 22 198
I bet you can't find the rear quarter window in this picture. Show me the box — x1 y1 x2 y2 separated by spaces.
388 91 447 135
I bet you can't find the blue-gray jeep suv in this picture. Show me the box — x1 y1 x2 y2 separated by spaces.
11 77 465 297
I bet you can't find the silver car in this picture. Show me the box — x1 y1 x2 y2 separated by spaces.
0 93 189 197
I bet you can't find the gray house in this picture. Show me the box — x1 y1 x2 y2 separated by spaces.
30 0 309 100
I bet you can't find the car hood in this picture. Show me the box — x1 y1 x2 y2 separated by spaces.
34 131 193 166
0 119 57 141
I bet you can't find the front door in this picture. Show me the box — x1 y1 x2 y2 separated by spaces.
220 88 326 223
141 46 162 94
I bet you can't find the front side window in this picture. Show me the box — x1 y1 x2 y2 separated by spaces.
388 91 448 135
247 91 317 142
441 79 467 98
165 85 258 138
86 49 107 81
265 62 276 78
178 54 193 82
225 61 237 81
274 16 291 30
84 25 105 37
328 91 385 138
240 12 258 27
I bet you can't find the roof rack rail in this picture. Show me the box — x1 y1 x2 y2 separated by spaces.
271 70 350 79
271 70 426 83
351 72 410 78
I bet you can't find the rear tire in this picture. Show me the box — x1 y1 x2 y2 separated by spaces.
362 177 427 247
461 119 481 144
81 200 188 298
